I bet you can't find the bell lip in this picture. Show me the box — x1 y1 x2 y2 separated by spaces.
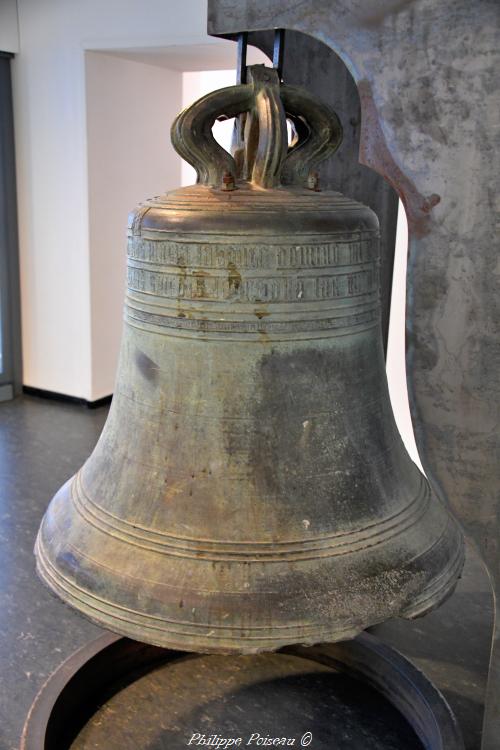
399 532 465 620
34 519 465 656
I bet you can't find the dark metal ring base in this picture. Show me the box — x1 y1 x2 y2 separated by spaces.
21 631 464 750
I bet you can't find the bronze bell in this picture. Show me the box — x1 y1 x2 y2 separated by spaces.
35 65 464 654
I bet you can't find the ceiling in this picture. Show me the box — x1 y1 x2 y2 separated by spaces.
100 41 269 72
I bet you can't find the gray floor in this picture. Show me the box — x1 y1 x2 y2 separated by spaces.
0 395 493 750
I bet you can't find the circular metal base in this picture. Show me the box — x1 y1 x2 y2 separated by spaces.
21 632 464 750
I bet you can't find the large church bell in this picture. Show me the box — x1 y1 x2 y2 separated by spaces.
35 62 464 654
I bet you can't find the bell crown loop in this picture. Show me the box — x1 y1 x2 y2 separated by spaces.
171 64 343 190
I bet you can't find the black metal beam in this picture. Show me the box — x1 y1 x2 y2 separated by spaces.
272 28 285 81
236 31 248 84
0 55 22 399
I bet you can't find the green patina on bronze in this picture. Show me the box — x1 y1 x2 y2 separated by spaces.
35 66 464 654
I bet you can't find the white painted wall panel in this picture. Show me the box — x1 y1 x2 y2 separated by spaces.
86 53 182 399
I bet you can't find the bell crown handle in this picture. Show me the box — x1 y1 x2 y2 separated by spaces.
171 64 343 190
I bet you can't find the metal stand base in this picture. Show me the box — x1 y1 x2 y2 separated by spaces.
21 631 463 749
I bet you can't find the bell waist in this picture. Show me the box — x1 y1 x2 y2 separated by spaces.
124 233 381 340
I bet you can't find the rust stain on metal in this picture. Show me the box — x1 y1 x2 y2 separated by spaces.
227 262 242 293
358 79 440 238
359 0 419 27
254 308 270 320
177 255 187 298
193 270 210 298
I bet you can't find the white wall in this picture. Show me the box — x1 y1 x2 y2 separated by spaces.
386 205 423 471
0 0 19 53
86 53 182 399
12 0 216 400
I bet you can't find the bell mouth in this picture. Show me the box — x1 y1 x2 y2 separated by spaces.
35 474 464 655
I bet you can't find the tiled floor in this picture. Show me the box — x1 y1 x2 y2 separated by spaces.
0 395 493 749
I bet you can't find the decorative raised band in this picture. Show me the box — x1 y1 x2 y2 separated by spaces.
36 525 462 649
71 471 431 563
35 536 361 644
400 533 465 619
126 265 378 304
128 237 379 271
124 304 380 338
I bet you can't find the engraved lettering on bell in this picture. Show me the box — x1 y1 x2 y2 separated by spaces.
35 65 464 654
